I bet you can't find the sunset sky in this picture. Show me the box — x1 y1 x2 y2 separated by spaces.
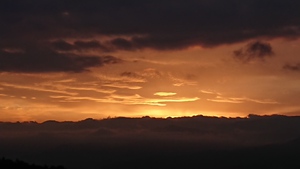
1 0 300 122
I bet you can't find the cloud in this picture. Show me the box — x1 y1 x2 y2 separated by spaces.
207 98 243 104
1 0 299 54
200 90 222 95
110 38 135 51
144 97 200 106
207 96 278 104
283 63 300 71
51 40 108 51
233 41 274 63
50 93 199 106
43 84 116 94
119 71 146 82
102 83 142 90
0 48 121 73
170 75 197 87
0 82 78 96
154 92 177 97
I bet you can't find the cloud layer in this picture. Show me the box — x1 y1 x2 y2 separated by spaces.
1 0 299 73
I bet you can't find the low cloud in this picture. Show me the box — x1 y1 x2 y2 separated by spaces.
0 48 121 73
283 63 300 71
207 96 278 104
110 38 135 51
51 40 108 51
154 92 177 97
102 83 142 90
200 90 222 95
50 94 199 106
0 83 78 96
233 41 274 63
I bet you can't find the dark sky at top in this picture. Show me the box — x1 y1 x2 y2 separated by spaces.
1 0 300 72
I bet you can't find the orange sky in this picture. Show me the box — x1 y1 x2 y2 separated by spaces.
1 38 300 122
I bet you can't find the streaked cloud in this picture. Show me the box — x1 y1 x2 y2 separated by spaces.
102 83 142 90
41 84 116 94
207 98 243 104
96 74 146 83
67 86 116 94
207 96 278 104
200 90 222 95
0 83 78 96
154 92 177 97
50 94 199 107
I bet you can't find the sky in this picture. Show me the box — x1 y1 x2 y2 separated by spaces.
1 0 300 122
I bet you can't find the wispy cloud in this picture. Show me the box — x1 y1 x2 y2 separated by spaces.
50 94 199 107
170 75 197 87
154 92 177 97
67 86 116 94
0 83 78 96
200 90 222 95
144 97 200 106
207 96 278 104
207 98 243 104
102 83 142 90
37 79 116 94
96 73 146 83
230 97 279 104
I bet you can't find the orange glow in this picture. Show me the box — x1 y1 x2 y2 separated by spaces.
1 39 300 122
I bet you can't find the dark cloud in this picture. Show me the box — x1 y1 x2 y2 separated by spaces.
1 0 300 51
233 41 274 63
0 48 121 73
101 55 122 64
51 40 108 51
110 38 135 51
51 40 74 51
283 63 300 71
0 0 299 72
120 71 141 78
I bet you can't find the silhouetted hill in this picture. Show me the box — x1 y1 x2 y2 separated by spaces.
1 114 300 169
0 158 65 169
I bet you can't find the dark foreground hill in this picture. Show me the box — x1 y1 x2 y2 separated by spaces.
0 158 65 169
1 114 300 169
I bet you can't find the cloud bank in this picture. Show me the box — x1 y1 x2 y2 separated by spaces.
1 0 299 73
